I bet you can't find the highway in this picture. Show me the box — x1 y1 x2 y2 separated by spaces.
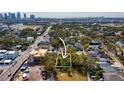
0 26 52 81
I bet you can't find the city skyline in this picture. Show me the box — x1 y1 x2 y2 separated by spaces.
1 12 124 18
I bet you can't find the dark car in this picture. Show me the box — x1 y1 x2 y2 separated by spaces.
23 68 29 73
20 62 28 71
41 71 47 80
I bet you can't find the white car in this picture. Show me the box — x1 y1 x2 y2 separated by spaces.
22 73 29 81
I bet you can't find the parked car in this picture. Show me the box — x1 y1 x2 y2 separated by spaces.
8 72 11 77
41 71 47 80
20 62 28 71
23 67 29 73
22 73 29 81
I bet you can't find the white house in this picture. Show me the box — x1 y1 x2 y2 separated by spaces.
27 37 34 43
5 51 17 60
116 40 124 47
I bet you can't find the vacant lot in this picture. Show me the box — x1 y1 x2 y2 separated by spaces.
57 71 87 81
29 66 42 81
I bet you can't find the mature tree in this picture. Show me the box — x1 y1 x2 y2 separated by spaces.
0 32 6 38
67 47 96 75
43 53 56 71
81 36 91 49
50 38 63 50
19 28 37 38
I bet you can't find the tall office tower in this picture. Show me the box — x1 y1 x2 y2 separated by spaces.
0 13 3 19
30 15 35 19
17 12 21 19
8 12 12 19
4 13 8 19
11 13 16 19
24 13 27 19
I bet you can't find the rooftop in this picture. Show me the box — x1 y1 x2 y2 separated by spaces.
30 49 48 57
0 50 7 53
4 60 12 63
6 51 16 54
89 40 101 45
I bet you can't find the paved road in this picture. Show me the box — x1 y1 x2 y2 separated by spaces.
102 43 124 70
108 52 124 69
0 26 52 81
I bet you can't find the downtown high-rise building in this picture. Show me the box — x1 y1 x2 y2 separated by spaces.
17 12 21 19
7 13 16 19
30 14 35 19
11 13 16 19
8 12 11 19
24 13 27 19
4 13 8 19
0 13 3 19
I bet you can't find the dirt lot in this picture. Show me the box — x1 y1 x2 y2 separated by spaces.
29 66 43 81
56 71 87 81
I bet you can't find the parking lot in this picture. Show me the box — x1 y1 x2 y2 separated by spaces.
14 66 43 81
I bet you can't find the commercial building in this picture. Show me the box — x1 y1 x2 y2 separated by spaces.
0 50 7 60
5 51 18 60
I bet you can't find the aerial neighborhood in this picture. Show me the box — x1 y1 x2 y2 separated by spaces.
0 12 124 81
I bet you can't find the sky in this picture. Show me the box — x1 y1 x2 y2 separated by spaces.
23 12 124 18
2 12 124 18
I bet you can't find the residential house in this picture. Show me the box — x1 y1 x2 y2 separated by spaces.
116 40 124 47
89 40 101 49
27 37 34 43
